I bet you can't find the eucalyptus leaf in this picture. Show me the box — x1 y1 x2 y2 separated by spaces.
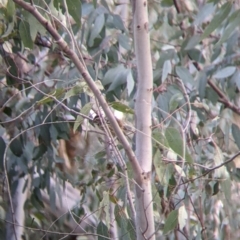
165 128 193 163
194 3 215 26
175 66 194 85
19 20 33 49
97 221 109 240
110 102 134 114
200 2 232 41
213 66 236 79
0 137 6 170
232 124 240 149
66 0 81 27
163 209 178 234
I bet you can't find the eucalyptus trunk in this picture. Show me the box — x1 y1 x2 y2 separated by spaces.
133 1 155 239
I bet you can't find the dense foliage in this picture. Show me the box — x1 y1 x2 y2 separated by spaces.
1 0 240 239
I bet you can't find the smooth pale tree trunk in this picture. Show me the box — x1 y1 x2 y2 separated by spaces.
133 1 155 239
6 175 29 240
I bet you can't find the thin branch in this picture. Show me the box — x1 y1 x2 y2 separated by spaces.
207 79 240 114
182 151 240 185
12 0 142 180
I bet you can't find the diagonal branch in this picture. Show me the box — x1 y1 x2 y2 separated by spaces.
207 79 240 114
12 1 142 179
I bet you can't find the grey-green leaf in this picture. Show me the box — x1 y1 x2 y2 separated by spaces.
97 221 109 240
232 124 240 149
213 66 236 79
19 20 33 49
175 66 194 85
200 3 232 41
163 209 178 235
165 127 193 163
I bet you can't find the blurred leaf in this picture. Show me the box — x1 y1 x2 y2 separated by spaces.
174 164 186 178
213 66 236 79
26 13 46 40
162 60 172 82
175 66 194 85
232 124 240 149
118 33 131 50
153 149 173 188
200 2 232 41
110 101 134 114
221 179 231 202
10 138 23 157
73 102 93 132
89 13 105 47
97 221 109 240
185 35 201 50
37 88 65 105
178 205 188 230
66 0 81 27
103 64 129 91
65 82 86 99
232 69 240 90
216 10 240 47
0 137 6 170
163 209 178 234
19 20 33 49
6 0 15 21
169 92 183 112
197 71 207 100
152 130 169 149
187 48 205 63
165 128 193 163
112 14 126 31
194 3 215 26
127 70 134 96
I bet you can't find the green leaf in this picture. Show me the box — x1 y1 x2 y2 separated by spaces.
73 102 93 132
127 70 134 96
215 10 240 47
66 0 81 27
103 64 130 91
175 66 194 85
89 13 105 47
221 179 231 202
194 3 216 26
169 93 183 112
178 205 188 230
37 88 65 105
232 124 240 149
197 71 207 100
185 35 201 50
10 139 23 157
110 102 134 114
112 14 126 31
162 60 172 82
64 82 86 99
213 66 236 79
154 149 169 186
27 13 46 40
97 221 109 240
6 0 15 21
152 130 169 149
118 33 131 50
19 20 33 49
0 137 6 170
200 2 232 41
163 209 178 234
165 127 193 163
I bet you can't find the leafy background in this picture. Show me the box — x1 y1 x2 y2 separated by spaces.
1 0 240 239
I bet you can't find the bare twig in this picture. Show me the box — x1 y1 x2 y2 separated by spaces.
12 0 142 180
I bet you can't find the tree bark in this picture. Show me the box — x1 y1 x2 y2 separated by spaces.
133 0 155 239
6 176 29 240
